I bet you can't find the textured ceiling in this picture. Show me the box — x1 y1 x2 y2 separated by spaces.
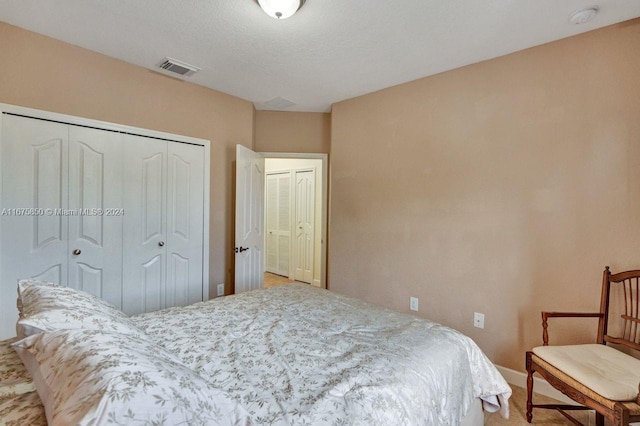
1 0 639 112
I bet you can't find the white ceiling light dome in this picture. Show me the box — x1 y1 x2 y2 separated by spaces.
257 0 306 19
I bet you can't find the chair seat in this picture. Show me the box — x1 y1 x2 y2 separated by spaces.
533 344 640 401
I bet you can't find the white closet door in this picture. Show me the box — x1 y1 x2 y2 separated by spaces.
265 174 279 274
277 174 291 277
166 143 204 308
122 136 204 314
294 170 315 284
122 135 167 315
0 115 69 338
1 108 208 338
67 126 123 307
265 172 291 277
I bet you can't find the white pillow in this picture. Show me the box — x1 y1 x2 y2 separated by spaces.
16 280 144 339
17 279 123 317
12 329 251 426
16 279 62 319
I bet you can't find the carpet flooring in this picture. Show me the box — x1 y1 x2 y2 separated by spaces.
263 272 296 288
486 385 593 425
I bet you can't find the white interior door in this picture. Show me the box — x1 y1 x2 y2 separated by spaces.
235 145 264 293
265 172 291 277
0 115 69 339
122 134 167 315
294 169 315 283
67 126 123 307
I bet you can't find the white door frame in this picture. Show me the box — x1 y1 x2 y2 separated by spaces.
261 152 328 289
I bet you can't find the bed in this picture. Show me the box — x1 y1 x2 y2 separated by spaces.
2 280 511 425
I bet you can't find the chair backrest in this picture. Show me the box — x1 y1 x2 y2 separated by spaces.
599 266 640 351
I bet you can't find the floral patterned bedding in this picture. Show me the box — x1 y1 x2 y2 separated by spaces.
0 338 46 426
1 283 511 425
135 284 511 425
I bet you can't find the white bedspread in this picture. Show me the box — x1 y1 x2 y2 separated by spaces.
134 284 511 425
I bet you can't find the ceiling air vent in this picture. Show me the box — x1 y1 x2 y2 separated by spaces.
264 97 296 109
156 57 200 78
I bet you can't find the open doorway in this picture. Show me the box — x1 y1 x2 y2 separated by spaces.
262 153 327 289
234 148 327 292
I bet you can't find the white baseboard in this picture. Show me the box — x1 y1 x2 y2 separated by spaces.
495 365 574 404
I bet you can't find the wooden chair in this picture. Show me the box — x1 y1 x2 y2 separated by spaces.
526 266 640 426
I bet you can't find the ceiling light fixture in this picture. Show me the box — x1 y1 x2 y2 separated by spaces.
569 6 599 24
256 0 305 19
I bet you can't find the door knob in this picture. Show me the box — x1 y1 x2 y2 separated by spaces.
158 241 165 247
72 249 81 255
235 246 249 253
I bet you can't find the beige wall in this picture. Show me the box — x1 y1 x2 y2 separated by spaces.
0 23 255 297
330 20 640 371
255 111 330 153
4 17 640 374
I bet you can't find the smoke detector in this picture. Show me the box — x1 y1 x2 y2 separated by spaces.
569 7 599 25
155 57 200 78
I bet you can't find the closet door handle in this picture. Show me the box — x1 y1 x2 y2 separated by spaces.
158 241 165 247
72 249 81 256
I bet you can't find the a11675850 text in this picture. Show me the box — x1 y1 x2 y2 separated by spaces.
1 208 125 216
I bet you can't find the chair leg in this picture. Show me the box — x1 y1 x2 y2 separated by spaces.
526 352 534 423
613 406 630 426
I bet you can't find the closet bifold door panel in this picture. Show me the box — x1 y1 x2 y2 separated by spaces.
122 135 167 315
265 172 291 277
122 135 204 316
68 126 124 307
166 142 204 309
0 116 69 339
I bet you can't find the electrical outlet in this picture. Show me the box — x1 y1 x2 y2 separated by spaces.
217 283 224 297
473 312 485 329
410 297 419 312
